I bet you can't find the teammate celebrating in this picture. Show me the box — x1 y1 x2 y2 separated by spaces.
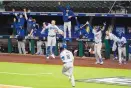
106 31 127 65
14 11 25 28
117 33 127 65
58 2 76 40
60 43 75 87
41 20 63 59
87 21 106 65
17 25 26 54
24 9 33 35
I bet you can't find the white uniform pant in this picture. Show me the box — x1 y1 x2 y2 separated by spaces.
94 42 102 62
64 21 71 38
36 40 43 54
112 42 117 51
47 36 56 46
18 41 26 54
62 62 75 87
118 47 126 63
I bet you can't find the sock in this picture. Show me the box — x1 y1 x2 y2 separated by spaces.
99 58 103 62
114 51 117 58
46 46 50 57
52 46 55 55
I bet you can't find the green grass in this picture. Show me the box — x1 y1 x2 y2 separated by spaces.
0 62 130 88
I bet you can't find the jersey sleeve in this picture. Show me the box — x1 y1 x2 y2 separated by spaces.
123 37 127 44
56 26 63 34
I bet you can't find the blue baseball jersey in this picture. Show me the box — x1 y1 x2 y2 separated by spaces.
27 20 33 32
16 16 25 27
58 5 75 22
17 29 25 37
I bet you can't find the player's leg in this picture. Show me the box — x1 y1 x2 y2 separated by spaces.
18 41 22 54
94 44 100 64
68 63 75 87
36 41 43 55
64 22 68 39
46 36 52 59
96 43 103 64
67 21 71 39
50 37 56 59
62 64 70 77
112 42 118 60
21 41 26 54
118 47 122 64
122 47 127 64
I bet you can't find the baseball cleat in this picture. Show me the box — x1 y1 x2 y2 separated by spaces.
51 54 55 59
46 56 49 60
119 62 122 65
100 61 104 65
95 61 100 64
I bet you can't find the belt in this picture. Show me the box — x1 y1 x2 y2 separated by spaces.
49 35 56 37
95 42 101 44
63 61 72 64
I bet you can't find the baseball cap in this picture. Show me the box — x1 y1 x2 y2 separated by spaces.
66 5 70 10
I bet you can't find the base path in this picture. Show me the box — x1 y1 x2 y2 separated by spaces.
0 53 131 69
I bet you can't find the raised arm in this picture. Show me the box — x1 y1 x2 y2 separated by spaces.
41 23 50 34
101 22 106 31
23 9 28 20
14 13 19 19
58 2 65 12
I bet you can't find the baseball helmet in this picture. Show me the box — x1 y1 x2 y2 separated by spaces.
62 43 67 49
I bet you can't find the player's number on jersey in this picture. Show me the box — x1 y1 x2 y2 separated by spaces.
66 54 71 59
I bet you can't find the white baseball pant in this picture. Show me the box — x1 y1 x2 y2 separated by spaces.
118 47 126 63
18 41 26 54
36 40 43 54
112 42 117 51
94 42 102 62
62 62 75 87
64 21 71 38
47 36 56 46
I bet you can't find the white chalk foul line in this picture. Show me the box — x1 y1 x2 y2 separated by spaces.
0 84 32 88
0 72 53 76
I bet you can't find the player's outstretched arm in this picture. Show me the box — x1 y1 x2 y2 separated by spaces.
56 26 64 35
23 9 28 20
41 23 50 34
101 22 106 31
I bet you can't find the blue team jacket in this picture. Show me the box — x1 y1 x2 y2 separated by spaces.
16 16 25 27
18 29 25 37
58 5 75 22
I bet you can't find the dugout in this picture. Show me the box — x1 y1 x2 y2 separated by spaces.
0 12 131 59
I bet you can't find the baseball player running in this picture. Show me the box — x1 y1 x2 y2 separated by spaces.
41 20 63 59
60 43 75 87
58 2 76 40
87 21 106 65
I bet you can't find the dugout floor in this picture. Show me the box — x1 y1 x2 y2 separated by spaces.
0 53 130 69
